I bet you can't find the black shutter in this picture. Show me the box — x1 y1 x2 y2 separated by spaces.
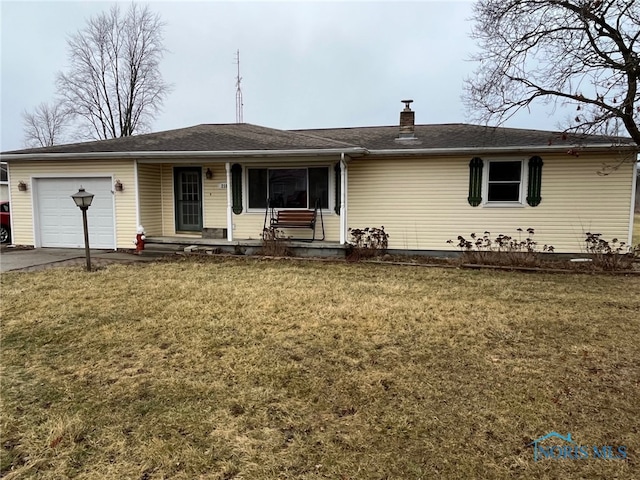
231 163 243 214
468 157 483 207
527 156 543 207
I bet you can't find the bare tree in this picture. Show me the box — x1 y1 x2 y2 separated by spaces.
22 101 72 148
56 3 170 140
465 0 640 145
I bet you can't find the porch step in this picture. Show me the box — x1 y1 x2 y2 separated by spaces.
141 242 184 256
142 240 252 256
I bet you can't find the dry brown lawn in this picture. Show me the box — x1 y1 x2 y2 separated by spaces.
1 258 639 479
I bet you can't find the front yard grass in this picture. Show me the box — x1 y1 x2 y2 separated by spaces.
1 258 639 479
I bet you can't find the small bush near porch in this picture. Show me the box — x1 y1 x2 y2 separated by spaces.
1 259 639 479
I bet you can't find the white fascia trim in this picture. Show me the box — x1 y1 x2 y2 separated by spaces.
4 144 634 162
365 144 638 157
1 147 368 162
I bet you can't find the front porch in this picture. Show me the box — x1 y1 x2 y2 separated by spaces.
144 236 346 258
136 159 348 245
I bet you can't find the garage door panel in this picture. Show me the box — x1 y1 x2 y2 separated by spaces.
36 178 115 249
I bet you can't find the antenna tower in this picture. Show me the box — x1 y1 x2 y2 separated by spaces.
235 50 243 123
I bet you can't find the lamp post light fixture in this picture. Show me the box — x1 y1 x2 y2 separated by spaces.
71 187 95 271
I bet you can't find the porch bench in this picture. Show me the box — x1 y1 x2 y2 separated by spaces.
270 210 317 231
264 198 325 241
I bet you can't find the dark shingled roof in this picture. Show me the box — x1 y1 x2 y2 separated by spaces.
3 124 356 154
2 122 635 156
294 124 634 150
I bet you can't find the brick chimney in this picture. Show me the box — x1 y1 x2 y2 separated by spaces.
398 99 415 138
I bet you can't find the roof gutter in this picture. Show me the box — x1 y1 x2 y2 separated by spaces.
2 143 636 162
0 147 369 162
365 143 638 157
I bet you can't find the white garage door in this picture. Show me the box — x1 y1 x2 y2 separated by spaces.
35 177 115 249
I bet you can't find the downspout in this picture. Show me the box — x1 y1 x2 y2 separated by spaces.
226 162 233 241
339 153 348 245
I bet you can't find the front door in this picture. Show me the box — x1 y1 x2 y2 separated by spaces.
174 167 202 232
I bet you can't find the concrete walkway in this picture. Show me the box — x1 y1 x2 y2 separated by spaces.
0 247 160 272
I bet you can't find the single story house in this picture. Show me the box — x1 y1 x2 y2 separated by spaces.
1 102 637 254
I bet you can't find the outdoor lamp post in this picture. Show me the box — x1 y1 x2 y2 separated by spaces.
71 187 95 271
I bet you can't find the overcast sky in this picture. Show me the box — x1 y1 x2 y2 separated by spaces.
1 0 565 152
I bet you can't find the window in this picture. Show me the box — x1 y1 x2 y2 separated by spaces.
468 157 543 207
487 161 522 203
248 167 329 209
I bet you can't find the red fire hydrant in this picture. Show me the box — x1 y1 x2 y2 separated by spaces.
134 225 146 254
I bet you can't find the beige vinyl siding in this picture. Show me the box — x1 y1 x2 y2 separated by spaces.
137 163 162 235
6 166 35 245
348 153 634 253
7 160 136 248
159 164 176 236
203 164 228 230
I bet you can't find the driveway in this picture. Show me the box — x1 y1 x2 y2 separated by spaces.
0 247 158 272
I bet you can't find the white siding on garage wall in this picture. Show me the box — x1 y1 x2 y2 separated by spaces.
347 153 634 253
7 160 136 248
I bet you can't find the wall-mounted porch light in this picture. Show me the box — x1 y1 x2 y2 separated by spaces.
205 168 213 180
114 179 124 192
18 181 28 191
